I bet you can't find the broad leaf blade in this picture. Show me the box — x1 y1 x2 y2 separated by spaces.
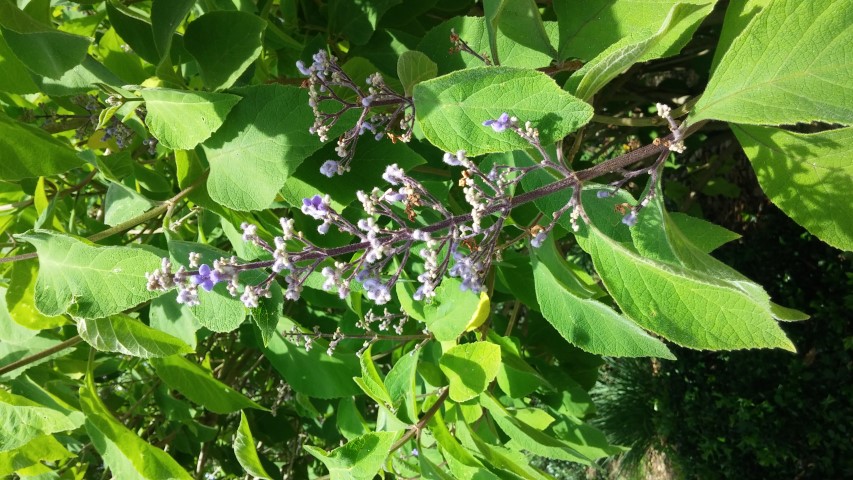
439 342 500 402
184 11 266 90
0 390 84 452
234 412 273 480
202 85 323 211
141 88 241 150
303 431 398 480
693 0 853 125
151 355 266 414
0 113 85 181
80 374 193 479
532 244 674 359
77 314 193 358
413 66 592 156
733 125 853 252
18 230 165 319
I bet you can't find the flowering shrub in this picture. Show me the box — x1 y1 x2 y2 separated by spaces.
0 0 850 478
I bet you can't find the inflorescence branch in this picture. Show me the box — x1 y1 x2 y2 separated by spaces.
146 52 689 339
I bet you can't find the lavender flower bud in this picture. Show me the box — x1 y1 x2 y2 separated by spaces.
531 231 547 248
483 112 512 133
382 164 405 185
622 210 639 227
191 264 216 292
301 195 330 220
320 160 339 178
596 190 612 198
296 60 311 76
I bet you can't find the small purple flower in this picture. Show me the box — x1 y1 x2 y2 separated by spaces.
483 113 512 133
296 60 311 76
301 195 330 220
320 160 339 178
596 190 612 198
382 164 405 185
361 95 374 107
191 264 216 292
531 231 547 248
622 210 638 227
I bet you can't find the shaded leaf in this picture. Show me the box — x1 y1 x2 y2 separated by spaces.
77 314 193 358
0 113 85 181
439 342 500 402
0 389 84 452
234 412 273 480
184 11 266 90
151 355 266 414
304 431 398 480
103 182 154 227
397 50 437 96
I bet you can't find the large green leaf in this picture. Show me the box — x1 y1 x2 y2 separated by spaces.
0 434 72 477
417 16 557 74
151 355 266 414
396 50 437 96
0 113 85 181
105 0 160 65
327 0 401 46
77 314 193 358
483 0 556 63
103 182 155 227
202 85 323 211
17 230 165 319
488 332 548 398
234 412 273 480
575 224 794 351
396 278 479 342
668 212 740 253
414 67 592 156
80 375 193 479
263 317 361 399
303 431 398 480
184 11 266 90
532 241 674 359
0 389 84 452
565 2 707 101
150 0 195 58
0 288 37 345
693 0 853 125
384 348 419 404
0 31 39 94
733 125 853 252
141 88 241 150
354 345 394 408
439 342 500 402
0 2 91 79
554 0 715 62
480 393 589 464
429 411 500 480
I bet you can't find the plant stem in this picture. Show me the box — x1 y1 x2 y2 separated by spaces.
389 387 450 454
0 335 83 376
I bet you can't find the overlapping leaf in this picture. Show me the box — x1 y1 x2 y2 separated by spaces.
77 314 193 358
141 88 241 150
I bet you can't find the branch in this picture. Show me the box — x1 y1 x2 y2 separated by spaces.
0 335 83 376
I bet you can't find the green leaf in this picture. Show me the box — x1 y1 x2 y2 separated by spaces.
770 302 810 322
184 11 266 90
202 85 323 211
105 0 160 65
5 257 68 332
0 288 38 345
733 125 853 252
0 31 39 94
575 224 794 351
417 16 557 75
480 393 589 464
482 0 556 63
413 66 592 156
103 182 155 227
327 0 401 46
668 212 740 253
263 317 361 398
487 332 548 398
337 397 368 441
439 342 501 402
429 411 499 480
354 345 394 408
566 2 707 101
149 291 200 349
420 278 480 342
532 239 674 359
141 88 241 150
397 50 437 96
384 348 419 404
150 0 195 58
455 420 551 480
0 434 72 477
303 431 398 480
80 374 193 479
0 389 84 452
151 355 266 414
555 0 715 62
0 113 85 181
692 0 853 125
550 416 626 461
234 412 273 480
0 2 91 79
17 230 165 319
709 0 770 73
251 284 282 347
77 314 194 358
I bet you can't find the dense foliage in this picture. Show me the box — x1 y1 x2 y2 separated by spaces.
0 0 850 479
